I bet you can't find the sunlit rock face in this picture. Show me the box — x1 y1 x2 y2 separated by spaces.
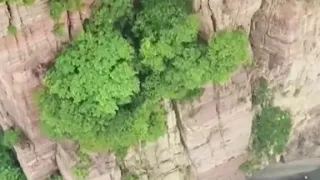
250 0 320 162
0 0 93 179
1 0 320 179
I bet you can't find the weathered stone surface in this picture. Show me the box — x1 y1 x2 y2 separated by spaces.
0 2 61 179
4 0 320 179
0 4 10 36
56 141 79 180
124 102 193 180
250 0 320 161
0 0 94 179
15 137 57 180
87 153 121 180
285 105 320 161
56 141 121 180
193 0 262 39
177 69 253 178
197 154 247 180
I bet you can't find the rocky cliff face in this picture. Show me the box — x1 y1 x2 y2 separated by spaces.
0 0 320 180
0 0 95 179
250 0 320 162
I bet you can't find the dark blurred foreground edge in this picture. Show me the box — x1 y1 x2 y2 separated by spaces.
247 159 320 180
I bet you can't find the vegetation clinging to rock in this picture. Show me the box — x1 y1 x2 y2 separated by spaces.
0 130 26 180
37 0 250 156
241 80 292 175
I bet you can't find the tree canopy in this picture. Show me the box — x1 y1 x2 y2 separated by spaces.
37 0 250 154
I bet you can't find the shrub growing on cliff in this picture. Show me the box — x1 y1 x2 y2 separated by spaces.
7 25 17 36
241 81 292 175
2 129 22 148
49 173 63 180
0 131 26 180
38 0 250 154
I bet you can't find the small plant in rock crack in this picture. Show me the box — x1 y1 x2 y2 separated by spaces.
123 174 139 180
49 173 63 180
53 23 65 37
22 0 35 5
2 128 23 148
72 150 91 179
252 78 273 106
7 25 17 36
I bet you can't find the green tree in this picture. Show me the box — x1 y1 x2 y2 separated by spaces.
38 0 141 152
136 0 249 100
38 0 250 155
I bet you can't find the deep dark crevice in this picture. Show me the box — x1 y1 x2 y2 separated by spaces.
5 2 18 41
66 11 72 40
207 1 217 33
113 0 142 53
171 100 197 170
5 2 13 24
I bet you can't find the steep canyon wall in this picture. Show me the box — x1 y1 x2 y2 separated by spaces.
0 0 320 180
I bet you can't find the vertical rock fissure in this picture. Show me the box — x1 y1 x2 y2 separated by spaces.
66 11 72 40
171 100 197 173
213 85 226 149
207 0 217 32
5 2 13 25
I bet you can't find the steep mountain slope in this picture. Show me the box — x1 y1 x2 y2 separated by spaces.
0 0 320 180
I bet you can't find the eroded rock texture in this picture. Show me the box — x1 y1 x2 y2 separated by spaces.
2 0 320 179
0 1 60 179
56 141 121 180
193 0 262 39
250 0 320 161
123 102 192 180
0 0 96 179
177 69 252 180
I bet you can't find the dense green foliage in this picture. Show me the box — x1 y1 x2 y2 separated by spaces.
38 0 250 155
241 80 292 175
0 130 26 180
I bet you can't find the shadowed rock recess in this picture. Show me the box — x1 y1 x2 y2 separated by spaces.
0 0 320 180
